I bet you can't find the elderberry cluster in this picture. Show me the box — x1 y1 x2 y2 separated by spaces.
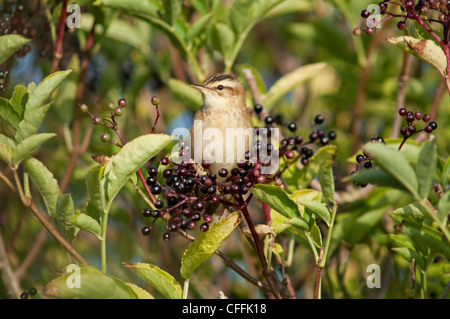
355 0 450 35
398 107 437 136
253 104 337 167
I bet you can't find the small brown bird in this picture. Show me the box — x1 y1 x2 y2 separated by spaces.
189 74 253 175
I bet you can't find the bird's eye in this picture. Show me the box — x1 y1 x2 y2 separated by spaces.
217 85 224 91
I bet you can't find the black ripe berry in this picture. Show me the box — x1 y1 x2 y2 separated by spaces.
142 208 152 217
399 108 407 116
20 292 28 299
150 185 162 195
356 154 365 163
141 226 151 235
265 116 274 125
314 114 324 125
28 287 37 296
428 121 438 130
154 199 164 209
287 122 297 132
162 232 171 241
254 104 263 114
328 131 337 140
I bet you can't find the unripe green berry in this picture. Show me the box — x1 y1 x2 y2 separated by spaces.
107 101 115 110
151 96 160 106
114 106 123 116
79 103 88 112
100 132 110 142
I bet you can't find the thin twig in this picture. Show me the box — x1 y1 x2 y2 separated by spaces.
49 0 68 74
0 228 21 298
391 52 412 138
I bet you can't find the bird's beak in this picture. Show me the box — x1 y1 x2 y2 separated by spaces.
191 84 208 92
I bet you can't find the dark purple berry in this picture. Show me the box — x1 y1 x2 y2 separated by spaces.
428 121 438 130
118 98 127 107
141 226 151 235
151 210 161 218
328 131 337 140
218 168 228 177
254 104 263 113
150 185 162 194
422 114 430 122
142 208 152 217
160 157 170 165
399 108 407 116
146 176 157 186
148 166 158 176
356 154 365 163
162 232 171 241
200 223 209 232
287 122 297 132
314 114 325 124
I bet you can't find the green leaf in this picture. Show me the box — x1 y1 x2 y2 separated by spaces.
162 0 181 27
94 0 159 16
86 166 106 214
263 62 327 109
56 194 77 241
319 163 335 204
438 191 450 225
10 85 27 116
12 133 56 166
23 156 61 218
415 140 437 199
167 78 203 111
387 36 447 74
68 211 102 240
229 0 253 34
102 134 173 207
0 134 15 163
0 97 21 128
180 212 240 279
211 22 235 61
291 145 337 190
402 221 450 259
297 200 331 226
346 167 407 191
391 201 429 221
24 70 71 113
285 217 309 231
187 12 214 42
363 143 420 199
0 34 30 64
251 184 301 218
123 262 182 299
15 103 52 143
391 247 425 270
44 266 141 299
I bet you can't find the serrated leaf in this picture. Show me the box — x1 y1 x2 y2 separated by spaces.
251 184 301 218
319 163 335 204
56 194 77 241
10 84 27 116
24 70 71 113
402 221 450 259
387 36 447 73
12 133 56 166
123 262 182 299
22 156 61 218
391 202 429 221
86 166 106 214
0 34 30 64
415 140 437 199
68 211 102 240
44 266 140 299
297 200 331 226
363 143 420 199
0 97 21 128
102 134 173 207
180 212 240 279
263 62 327 109
15 103 52 143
